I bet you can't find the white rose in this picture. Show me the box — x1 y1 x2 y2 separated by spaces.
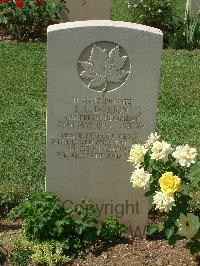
127 144 147 167
176 213 200 239
130 168 151 189
172 144 198 167
144 132 160 148
150 141 173 162
153 191 175 212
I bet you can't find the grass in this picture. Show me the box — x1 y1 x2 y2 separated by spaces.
0 44 199 210
112 0 133 22
157 49 200 209
0 43 46 207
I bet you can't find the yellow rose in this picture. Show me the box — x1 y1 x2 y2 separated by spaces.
159 172 181 195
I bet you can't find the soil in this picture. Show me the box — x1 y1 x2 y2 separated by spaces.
0 26 46 43
0 217 199 266
0 27 15 42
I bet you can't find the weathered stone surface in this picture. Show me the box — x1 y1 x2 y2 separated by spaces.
46 21 163 238
60 0 111 22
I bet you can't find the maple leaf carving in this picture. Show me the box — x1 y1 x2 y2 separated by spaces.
79 44 129 93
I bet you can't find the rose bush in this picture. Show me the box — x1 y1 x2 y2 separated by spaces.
128 133 200 255
0 0 68 40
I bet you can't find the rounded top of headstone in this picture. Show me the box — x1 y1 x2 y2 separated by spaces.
47 20 163 36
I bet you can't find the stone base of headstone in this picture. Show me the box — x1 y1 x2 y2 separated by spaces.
59 0 112 22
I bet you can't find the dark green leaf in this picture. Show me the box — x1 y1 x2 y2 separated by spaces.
165 226 175 239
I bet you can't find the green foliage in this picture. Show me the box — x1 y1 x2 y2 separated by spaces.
147 223 164 235
112 0 190 46
9 234 69 266
112 0 133 22
0 43 46 210
72 200 98 248
31 241 69 266
7 192 68 241
8 192 125 259
9 249 32 266
112 0 186 22
61 199 99 257
98 217 126 244
186 239 200 256
168 11 200 50
0 0 67 41
126 0 178 41
0 234 7 264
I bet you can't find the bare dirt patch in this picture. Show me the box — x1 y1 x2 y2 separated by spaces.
0 217 199 266
0 27 15 42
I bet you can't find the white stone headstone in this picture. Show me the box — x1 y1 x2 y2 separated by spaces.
186 0 200 18
60 0 112 22
46 21 163 238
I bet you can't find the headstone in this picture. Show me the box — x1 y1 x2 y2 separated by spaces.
46 21 163 238
186 0 200 18
60 0 112 22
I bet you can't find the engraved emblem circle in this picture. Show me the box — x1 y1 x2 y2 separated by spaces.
78 41 131 93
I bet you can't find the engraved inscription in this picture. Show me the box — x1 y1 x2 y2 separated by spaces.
78 42 131 93
50 97 145 160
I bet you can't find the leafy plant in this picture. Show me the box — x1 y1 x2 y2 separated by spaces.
7 192 69 241
126 0 178 42
9 249 32 266
61 199 99 257
0 0 68 41
128 132 200 255
9 234 69 266
8 192 126 259
31 241 69 266
168 11 200 50
98 217 126 244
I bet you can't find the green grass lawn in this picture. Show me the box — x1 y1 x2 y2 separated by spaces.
0 44 199 210
0 44 46 207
